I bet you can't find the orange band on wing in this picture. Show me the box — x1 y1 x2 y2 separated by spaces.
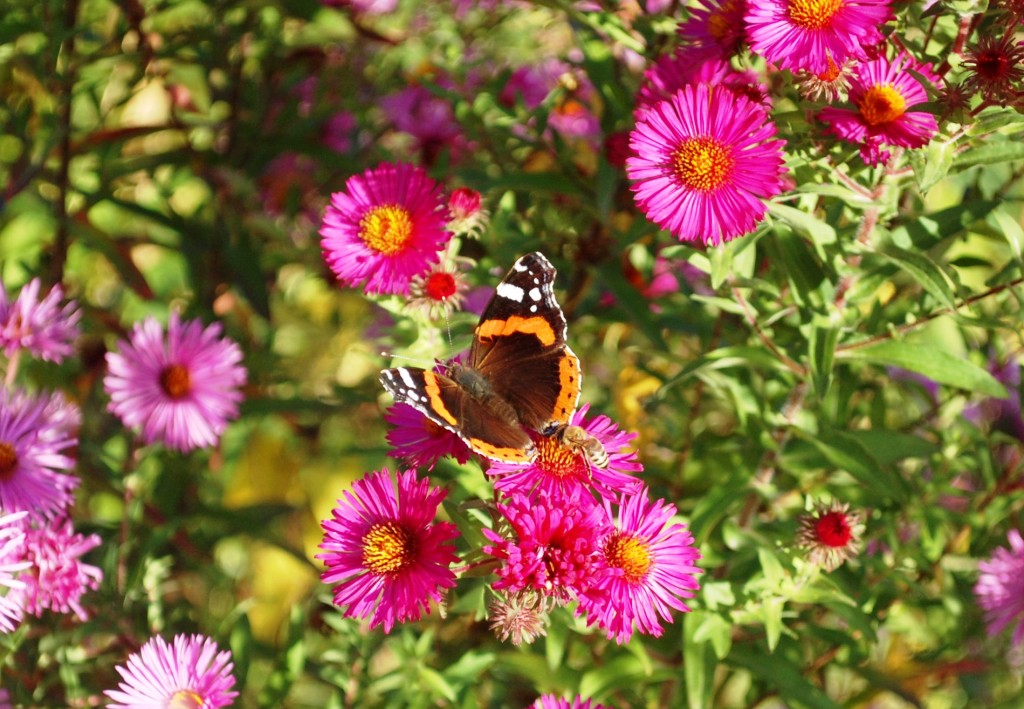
467 437 536 463
423 372 459 426
552 353 581 425
476 316 556 346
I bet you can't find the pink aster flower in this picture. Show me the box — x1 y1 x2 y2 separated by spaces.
384 402 471 469
320 162 451 296
578 488 702 644
318 468 459 633
530 696 610 709
818 52 939 166
975 529 1024 648
1 515 101 620
627 83 788 245
0 511 29 633
500 60 601 143
483 489 610 603
0 388 79 519
0 278 80 363
105 633 238 709
745 0 892 74
488 404 643 503
636 52 768 119
678 0 749 61
104 313 246 453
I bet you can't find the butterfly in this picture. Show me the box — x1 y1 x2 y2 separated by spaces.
380 252 581 463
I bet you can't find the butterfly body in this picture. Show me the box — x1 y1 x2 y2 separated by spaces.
380 252 581 463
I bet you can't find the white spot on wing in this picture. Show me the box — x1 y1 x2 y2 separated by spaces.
398 369 417 388
528 287 542 302
513 260 529 272
496 282 525 302
530 305 537 312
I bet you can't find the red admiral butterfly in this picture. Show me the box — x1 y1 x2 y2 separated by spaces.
380 252 581 463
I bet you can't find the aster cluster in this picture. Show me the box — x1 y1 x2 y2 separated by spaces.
0 279 101 637
627 0 1024 244
316 199 703 643
0 276 246 705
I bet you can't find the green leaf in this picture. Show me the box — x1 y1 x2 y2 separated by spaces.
990 208 1024 261
877 244 957 309
729 646 841 709
659 346 789 395
952 140 1024 172
838 340 1007 398
839 430 937 465
685 613 718 709
763 596 785 652
791 429 910 502
808 323 839 397
912 137 955 193
892 200 1001 249
769 203 837 246
418 666 458 703
768 230 826 308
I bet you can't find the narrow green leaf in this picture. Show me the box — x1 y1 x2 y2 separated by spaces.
769 230 826 308
729 646 841 709
418 666 458 703
952 140 1024 171
792 429 910 502
912 137 955 192
769 203 837 246
685 613 716 709
878 244 957 309
763 596 785 652
990 208 1024 261
839 340 1007 398
809 324 839 397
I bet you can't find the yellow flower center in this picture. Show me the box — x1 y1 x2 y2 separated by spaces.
362 521 416 576
535 435 589 481
787 0 844 30
359 205 414 256
672 137 735 193
0 441 17 479
160 364 192 399
859 84 907 125
169 690 205 709
604 532 652 583
708 0 740 42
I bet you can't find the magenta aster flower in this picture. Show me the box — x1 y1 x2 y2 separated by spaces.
818 52 939 166
0 388 79 518
317 468 459 633
975 529 1024 648
319 162 451 296
488 404 643 502
0 511 29 633
530 696 610 709
0 278 80 363
744 0 892 74
384 402 471 469
636 52 768 118
483 489 610 603
104 313 247 452
105 633 238 709
578 488 702 644
627 83 788 245
678 0 749 60
2 515 101 620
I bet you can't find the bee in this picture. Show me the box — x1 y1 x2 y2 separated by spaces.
552 424 609 469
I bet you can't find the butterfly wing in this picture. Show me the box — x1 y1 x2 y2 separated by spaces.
469 252 581 431
380 367 536 463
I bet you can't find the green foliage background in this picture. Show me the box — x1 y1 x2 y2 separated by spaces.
1 0 1023 706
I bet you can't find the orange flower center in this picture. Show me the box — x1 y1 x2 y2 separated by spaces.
0 442 18 480
817 56 841 82
424 272 457 301
160 364 192 399
604 532 652 583
359 205 414 256
787 0 843 30
859 84 906 125
362 521 416 576
536 435 589 481
169 690 205 709
708 0 740 42
672 137 735 193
